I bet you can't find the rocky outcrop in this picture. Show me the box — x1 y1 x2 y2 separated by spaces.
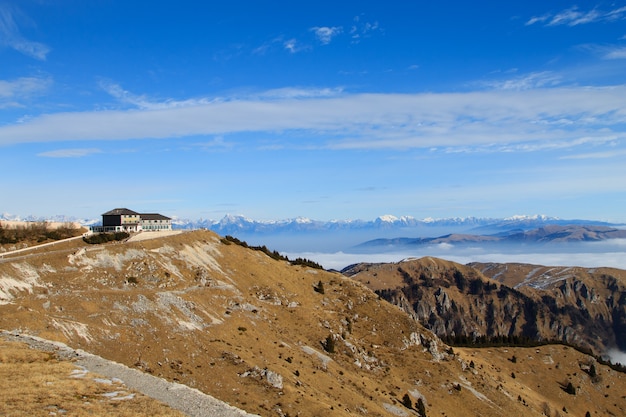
345 258 626 356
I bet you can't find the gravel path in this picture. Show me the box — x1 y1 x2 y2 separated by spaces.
1 330 260 417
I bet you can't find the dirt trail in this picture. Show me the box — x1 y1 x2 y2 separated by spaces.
1 330 259 417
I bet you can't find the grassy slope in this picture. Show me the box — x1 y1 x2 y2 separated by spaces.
0 339 186 417
0 230 625 416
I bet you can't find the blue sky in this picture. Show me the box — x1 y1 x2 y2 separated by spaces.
1 1 626 222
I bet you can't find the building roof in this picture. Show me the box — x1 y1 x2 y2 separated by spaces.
140 213 172 221
101 208 171 221
102 208 141 216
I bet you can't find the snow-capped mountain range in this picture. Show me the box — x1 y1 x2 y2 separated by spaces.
2 212 618 235
2 211 623 253
178 213 621 235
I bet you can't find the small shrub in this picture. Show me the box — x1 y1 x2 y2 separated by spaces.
83 232 129 244
314 281 325 294
322 334 335 354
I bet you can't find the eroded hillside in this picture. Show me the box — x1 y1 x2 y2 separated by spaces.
344 257 626 357
1 231 625 416
471 261 626 354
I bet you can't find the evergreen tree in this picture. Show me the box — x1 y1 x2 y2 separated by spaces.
416 398 427 417
589 363 597 378
401 393 412 409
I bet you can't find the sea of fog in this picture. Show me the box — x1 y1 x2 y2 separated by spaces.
227 228 626 271
283 239 626 271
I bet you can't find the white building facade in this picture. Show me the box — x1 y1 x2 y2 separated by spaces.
91 208 172 233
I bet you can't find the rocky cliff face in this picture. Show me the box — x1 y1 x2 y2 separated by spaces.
471 262 626 354
344 257 626 357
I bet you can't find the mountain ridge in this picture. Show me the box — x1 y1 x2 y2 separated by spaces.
353 225 626 251
344 256 626 359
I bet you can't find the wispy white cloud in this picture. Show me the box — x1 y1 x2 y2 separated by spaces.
255 87 344 99
251 42 270 55
283 38 308 53
100 80 215 110
550 6 602 26
606 6 626 21
0 3 49 60
253 35 310 55
310 26 342 45
578 43 626 60
525 14 550 26
37 148 102 158
527 5 626 27
560 148 626 159
193 136 233 151
2 85 626 154
0 76 51 108
443 135 619 155
480 71 562 90
604 46 626 59
350 15 381 43
102 82 342 109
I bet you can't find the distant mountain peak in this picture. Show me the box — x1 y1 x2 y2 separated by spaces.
504 214 556 221
378 214 397 221
293 216 312 224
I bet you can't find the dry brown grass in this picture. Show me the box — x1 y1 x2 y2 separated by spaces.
0 340 185 417
1 230 626 417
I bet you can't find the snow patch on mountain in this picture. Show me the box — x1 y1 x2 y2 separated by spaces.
505 214 555 221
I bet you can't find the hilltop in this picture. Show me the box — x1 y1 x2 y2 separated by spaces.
1 230 625 416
